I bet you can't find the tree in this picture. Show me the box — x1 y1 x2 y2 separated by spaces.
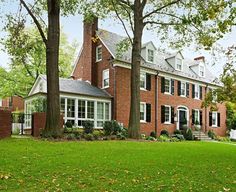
99 0 235 139
0 0 83 137
0 27 77 98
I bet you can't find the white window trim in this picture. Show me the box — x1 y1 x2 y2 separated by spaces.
102 69 109 89
140 71 147 90
0 98 2 107
96 45 102 62
194 84 200 99
147 49 154 63
193 109 200 124
164 78 171 94
180 81 186 97
212 111 218 127
175 58 183 71
140 102 146 123
199 65 205 77
164 105 171 124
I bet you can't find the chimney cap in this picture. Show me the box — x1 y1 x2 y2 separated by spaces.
194 56 205 62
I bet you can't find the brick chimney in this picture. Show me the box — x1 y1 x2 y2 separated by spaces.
194 56 205 63
71 17 98 84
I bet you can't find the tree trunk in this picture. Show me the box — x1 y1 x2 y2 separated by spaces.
43 0 62 137
128 0 144 139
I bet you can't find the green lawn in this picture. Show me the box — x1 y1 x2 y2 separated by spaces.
0 139 236 192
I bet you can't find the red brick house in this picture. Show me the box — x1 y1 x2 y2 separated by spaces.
0 96 24 112
25 18 226 136
71 18 226 136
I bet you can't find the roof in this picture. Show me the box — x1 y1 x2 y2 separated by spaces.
40 75 111 98
97 29 218 85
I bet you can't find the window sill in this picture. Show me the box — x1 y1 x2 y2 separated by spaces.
140 88 147 91
96 59 102 63
140 120 147 123
212 125 218 128
194 97 200 100
102 86 109 89
180 95 186 98
164 92 172 95
164 122 171 125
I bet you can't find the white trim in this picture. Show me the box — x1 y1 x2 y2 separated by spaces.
147 49 154 63
140 71 147 90
164 77 171 94
96 45 102 62
102 69 109 89
180 81 187 97
175 57 183 71
212 111 218 127
194 84 200 99
193 109 200 124
97 34 115 58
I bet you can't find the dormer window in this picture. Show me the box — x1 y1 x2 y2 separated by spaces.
96 45 102 62
147 49 154 63
199 65 205 77
176 58 183 71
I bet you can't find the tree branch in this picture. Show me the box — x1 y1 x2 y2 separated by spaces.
20 0 47 45
143 0 181 19
144 21 182 26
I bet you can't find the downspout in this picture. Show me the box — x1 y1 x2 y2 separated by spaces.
109 57 116 120
205 84 208 133
155 71 159 137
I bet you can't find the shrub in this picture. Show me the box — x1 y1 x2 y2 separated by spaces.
208 130 216 139
174 130 182 135
103 120 121 136
184 128 194 140
158 135 170 142
140 134 146 140
65 121 73 128
170 137 180 142
175 134 185 141
216 136 231 142
84 133 94 141
150 131 156 138
93 130 103 140
160 130 169 137
65 133 76 140
146 136 157 141
83 120 94 134
117 132 126 140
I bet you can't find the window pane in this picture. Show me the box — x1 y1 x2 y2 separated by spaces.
97 102 104 120
67 99 75 118
105 103 109 120
97 121 103 127
194 110 199 123
60 98 65 114
176 59 182 70
195 85 199 98
78 100 85 118
97 46 102 61
140 72 146 88
181 82 186 96
103 70 109 87
212 112 217 126
148 49 154 62
140 103 145 121
164 107 170 122
87 101 94 119
164 79 170 93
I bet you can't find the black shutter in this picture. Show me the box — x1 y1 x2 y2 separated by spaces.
200 110 203 125
192 84 195 98
171 79 175 95
178 81 181 96
192 109 195 124
161 105 165 123
186 83 189 97
161 77 165 93
217 113 220 127
146 74 151 91
200 86 203 100
146 103 151 122
209 112 212 126
171 106 174 124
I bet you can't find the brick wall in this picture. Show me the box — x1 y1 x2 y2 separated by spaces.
31 112 64 137
1 96 24 112
0 110 11 139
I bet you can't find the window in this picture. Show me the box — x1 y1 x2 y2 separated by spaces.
164 78 171 93
176 58 182 71
180 82 186 96
96 45 102 62
39 82 43 92
140 72 146 89
212 112 217 127
97 102 110 127
60 98 65 114
67 99 75 118
199 65 205 77
87 101 95 119
194 109 200 124
164 106 171 123
102 69 109 88
147 49 154 63
194 84 199 99
78 100 94 127
140 103 146 122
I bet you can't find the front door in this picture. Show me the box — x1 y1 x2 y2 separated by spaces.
179 110 187 130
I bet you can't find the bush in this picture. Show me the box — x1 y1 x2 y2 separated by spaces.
174 134 185 141
170 137 180 142
65 121 73 128
208 130 216 139
93 130 103 140
146 136 157 141
150 131 156 138
183 128 194 140
83 120 94 134
158 135 170 142
216 136 231 142
174 130 182 135
65 133 76 140
84 133 94 141
160 130 169 137
140 134 146 139
103 120 121 136
116 132 126 140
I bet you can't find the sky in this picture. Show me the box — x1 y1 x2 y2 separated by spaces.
0 3 236 75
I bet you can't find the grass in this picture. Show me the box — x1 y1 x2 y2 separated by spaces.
0 138 236 192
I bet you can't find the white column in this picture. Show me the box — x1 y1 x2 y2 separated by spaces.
75 98 78 127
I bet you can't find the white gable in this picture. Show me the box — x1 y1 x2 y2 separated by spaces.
28 75 47 96
141 41 157 63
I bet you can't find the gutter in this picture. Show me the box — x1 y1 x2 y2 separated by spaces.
155 72 159 137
